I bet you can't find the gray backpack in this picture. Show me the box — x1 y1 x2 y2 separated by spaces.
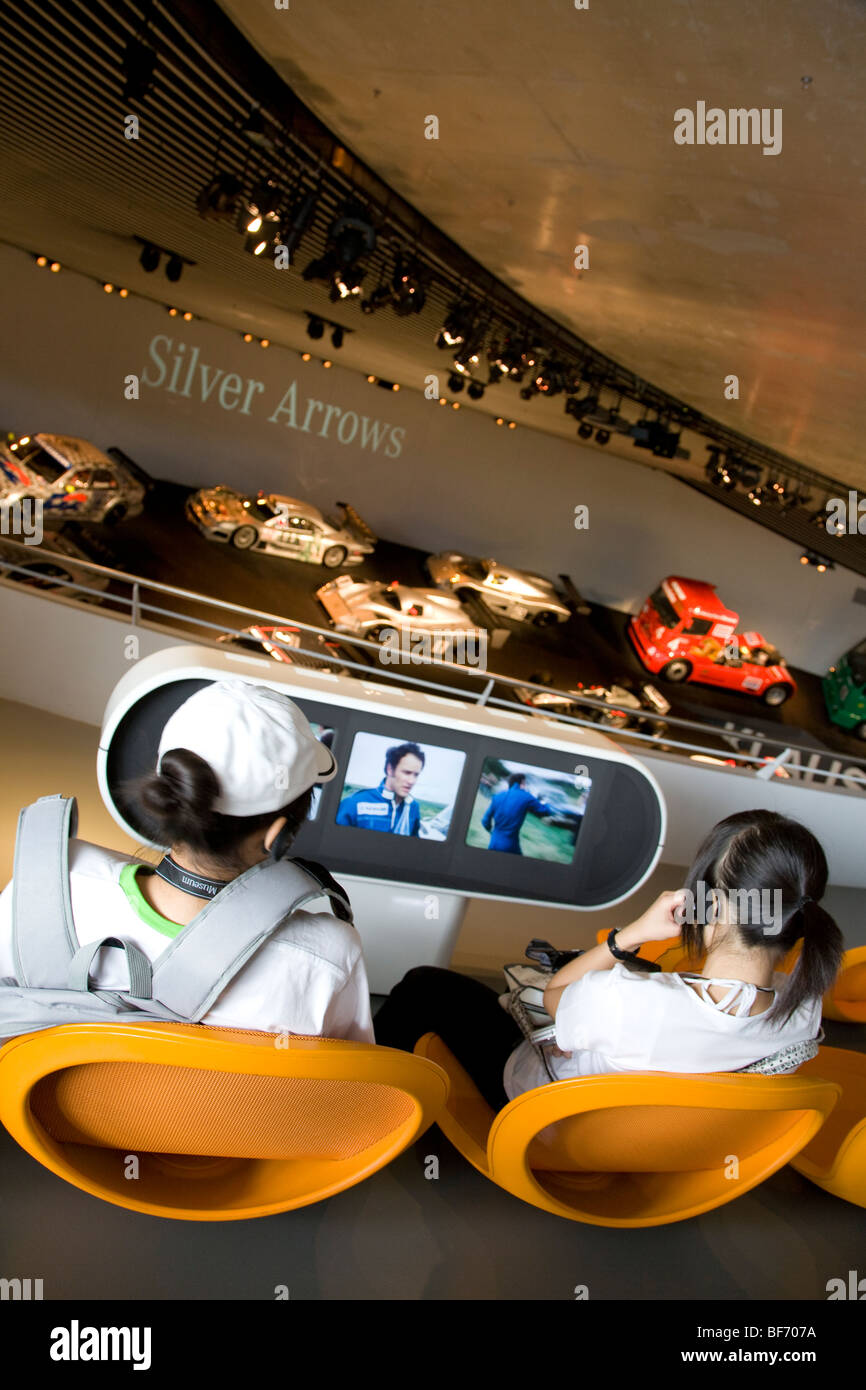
0 795 354 1039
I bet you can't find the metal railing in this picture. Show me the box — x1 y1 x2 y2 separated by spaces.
1 535 864 788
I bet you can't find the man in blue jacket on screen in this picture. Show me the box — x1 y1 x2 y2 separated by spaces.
481 772 558 854
337 742 424 835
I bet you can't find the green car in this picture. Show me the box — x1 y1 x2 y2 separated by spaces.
823 640 866 739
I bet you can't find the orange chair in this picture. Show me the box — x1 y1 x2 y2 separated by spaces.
789 1046 866 1207
0 1022 448 1221
414 1033 838 1227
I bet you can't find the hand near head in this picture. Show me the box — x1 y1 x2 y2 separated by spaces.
620 890 688 946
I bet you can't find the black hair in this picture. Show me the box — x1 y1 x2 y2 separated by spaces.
131 748 313 875
384 742 425 775
681 810 843 1025
508 772 526 787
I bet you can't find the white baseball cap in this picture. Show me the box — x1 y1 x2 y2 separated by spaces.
157 679 337 817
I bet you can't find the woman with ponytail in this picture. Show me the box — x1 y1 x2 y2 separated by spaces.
375 809 843 1108
0 680 374 1041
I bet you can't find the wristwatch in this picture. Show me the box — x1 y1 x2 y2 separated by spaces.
607 927 640 961
606 928 662 974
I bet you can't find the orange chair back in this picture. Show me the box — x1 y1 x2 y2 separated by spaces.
0 1022 448 1220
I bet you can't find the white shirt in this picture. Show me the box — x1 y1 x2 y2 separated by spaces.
0 840 374 1042
503 962 822 1100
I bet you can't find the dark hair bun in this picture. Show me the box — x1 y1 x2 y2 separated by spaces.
137 748 222 840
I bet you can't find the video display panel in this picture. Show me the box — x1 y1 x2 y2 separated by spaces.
335 731 466 839
466 757 591 863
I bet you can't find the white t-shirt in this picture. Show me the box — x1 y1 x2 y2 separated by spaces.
0 840 374 1042
503 962 822 1100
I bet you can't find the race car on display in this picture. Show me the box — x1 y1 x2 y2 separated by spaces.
185 487 377 568
425 552 577 626
0 435 147 526
0 531 111 600
215 624 355 674
628 575 796 707
514 675 670 734
316 575 485 652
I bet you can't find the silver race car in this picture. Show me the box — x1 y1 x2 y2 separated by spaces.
317 576 485 650
186 487 376 568
0 435 146 526
426 552 572 626
0 531 111 600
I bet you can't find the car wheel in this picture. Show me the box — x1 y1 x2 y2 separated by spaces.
231 525 258 550
103 504 126 526
322 545 348 568
762 684 791 707
855 722 866 741
660 659 692 683
533 610 557 628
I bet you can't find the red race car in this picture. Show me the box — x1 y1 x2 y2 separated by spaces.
629 576 796 707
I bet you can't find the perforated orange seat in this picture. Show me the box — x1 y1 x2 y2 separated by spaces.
0 1022 448 1220
414 1032 838 1227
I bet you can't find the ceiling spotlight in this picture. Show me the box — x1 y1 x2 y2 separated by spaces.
392 383 400 391
306 317 325 341
122 35 157 104
167 307 178 316
565 391 600 421
577 422 593 439
182 311 193 321
507 421 517 429
139 243 161 273
260 338 270 348
447 373 465 393
467 381 485 401
488 337 526 382
49 261 61 272
331 326 344 350
437 299 478 350
242 332 253 343
165 254 184 283
197 171 244 223
534 357 568 396
301 352 312 361
35 255 48 267
367 375 376 383
118 287 129 298
323 360 333 368
595 428 611 445
452 402 461 410
392 256 427 316
496 417 505 426
302 198 376 299
103 283 114 294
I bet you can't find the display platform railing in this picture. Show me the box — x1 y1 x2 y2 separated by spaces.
1 535 863 789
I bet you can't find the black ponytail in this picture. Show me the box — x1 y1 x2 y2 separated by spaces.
130 748 313 872
681 809 844 1026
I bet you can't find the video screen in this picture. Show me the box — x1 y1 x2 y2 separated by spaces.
335 731 466 839
466 757 591 863
307 722 335 821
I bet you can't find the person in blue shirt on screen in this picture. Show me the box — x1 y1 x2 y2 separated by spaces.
481 772 558 854
336 742 424 835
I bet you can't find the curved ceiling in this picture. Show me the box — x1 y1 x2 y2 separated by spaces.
219 0 866 486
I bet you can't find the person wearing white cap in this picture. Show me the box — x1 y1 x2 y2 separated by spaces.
0 679 374 1041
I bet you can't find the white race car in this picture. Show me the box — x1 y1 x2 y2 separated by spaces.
186 488 376 568
317 576 484 650
426 552 573 626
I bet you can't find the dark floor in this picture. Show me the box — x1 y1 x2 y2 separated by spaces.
2 1014 863 1302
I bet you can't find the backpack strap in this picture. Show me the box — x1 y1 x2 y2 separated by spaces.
65 937 188 1020
149 858 353 1022
11 795 80 988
